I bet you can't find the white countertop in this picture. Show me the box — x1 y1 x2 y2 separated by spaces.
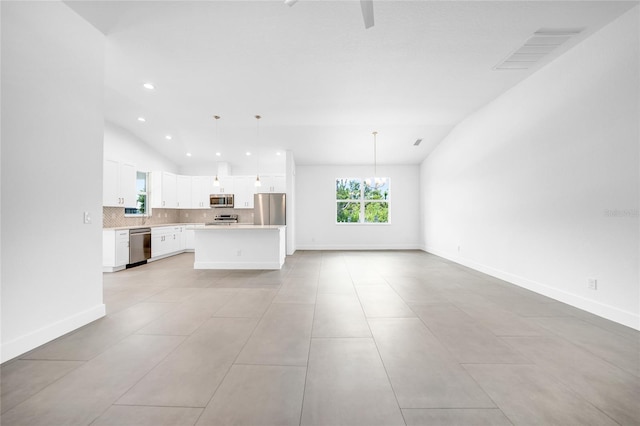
104 223 205 231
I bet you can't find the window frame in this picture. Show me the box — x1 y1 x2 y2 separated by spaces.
124 171 150 217
335 177 390 225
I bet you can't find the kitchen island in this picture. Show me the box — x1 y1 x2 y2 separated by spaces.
189 224 286 270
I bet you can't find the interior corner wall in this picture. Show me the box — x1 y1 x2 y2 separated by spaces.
286 150 296 255
104 122 179 173
1 1 106 362
420 6 640 329
296 164 421 250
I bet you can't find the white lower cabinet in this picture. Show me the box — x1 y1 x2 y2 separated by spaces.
103 229 130 272
151 226 186 259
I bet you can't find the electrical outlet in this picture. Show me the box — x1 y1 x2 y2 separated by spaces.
236 249 242 256
587 278 598 290
457 245 460 252
83 211 92 224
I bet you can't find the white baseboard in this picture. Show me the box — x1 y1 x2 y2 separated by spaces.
1 304 106 363
295 243 422 251
423 246 639 331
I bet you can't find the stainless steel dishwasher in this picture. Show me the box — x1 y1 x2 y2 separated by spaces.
129 228 151 266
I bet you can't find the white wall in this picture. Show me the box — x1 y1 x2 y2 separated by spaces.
296 165 421 250
420 7 639 329
1 2 107 361
286 151 296 255
104 122 178 173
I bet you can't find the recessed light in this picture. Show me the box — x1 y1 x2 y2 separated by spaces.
246 152 251 156
137 117 146 122
276 152 282 156
215 152 222 157
143 83 155 90
165 135 172 140
186 152 192 157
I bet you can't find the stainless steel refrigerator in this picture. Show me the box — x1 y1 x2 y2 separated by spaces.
254 193 286 225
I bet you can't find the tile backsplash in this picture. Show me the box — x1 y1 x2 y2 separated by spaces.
103 207 254 228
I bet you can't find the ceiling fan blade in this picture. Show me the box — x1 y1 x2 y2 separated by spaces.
360 0 374 29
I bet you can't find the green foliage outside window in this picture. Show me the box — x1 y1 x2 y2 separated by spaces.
336 178 389 223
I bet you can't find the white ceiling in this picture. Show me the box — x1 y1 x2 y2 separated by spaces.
66 0 635 170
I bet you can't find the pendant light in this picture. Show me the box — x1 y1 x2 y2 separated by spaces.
368 131 385 186
213 115 221 187
254 115 262 187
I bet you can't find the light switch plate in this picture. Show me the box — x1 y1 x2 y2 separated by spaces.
587 278 597 290
83 211 92 224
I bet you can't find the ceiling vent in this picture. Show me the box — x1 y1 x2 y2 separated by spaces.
494 29 583 71
413 138 423 146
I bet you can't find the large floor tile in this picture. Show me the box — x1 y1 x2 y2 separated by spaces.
21 302 177 361
355 284 415 318
368 318 495 408
411 304 531 364
312 293 371 338
0 360 83 414
463 364 620 426
316 277 356 295
92 406 203 426
452 297 547 336
385 279 452 304
503 335 640 425
196 365 306 425
236 303 314 366
137 289 238 335
1 335 184 426
531 316 640 377
213 288 277 318
300 338 404 426
402 408 512 426
117 317 257 407
272 279 318 304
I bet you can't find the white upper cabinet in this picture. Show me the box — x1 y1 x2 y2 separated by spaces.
233 176 257 209
191 176 213 208
176 175 191 209
151 171 177 208
211 176 234 195
257 175 286 193
103 159 137 208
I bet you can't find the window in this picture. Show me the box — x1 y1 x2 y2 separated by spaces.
125 171 149 216
336 177 389 223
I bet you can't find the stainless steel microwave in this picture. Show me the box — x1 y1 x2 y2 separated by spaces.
210 194 234 208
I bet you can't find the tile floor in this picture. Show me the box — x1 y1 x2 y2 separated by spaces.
1 251 639 426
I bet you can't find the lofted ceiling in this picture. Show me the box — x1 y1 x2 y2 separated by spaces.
65 0 635 171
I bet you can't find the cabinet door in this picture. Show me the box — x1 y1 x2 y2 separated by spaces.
271 175 286 193
257 175 286 193
213 176 234 195
115 230 130 266
199 176 213 207
162 172 177 208
191 177 203 208
120 163 137 208
103 160 120 206
234 176 256 209
151 227 171 258
176 175 191 209
192 176 213 208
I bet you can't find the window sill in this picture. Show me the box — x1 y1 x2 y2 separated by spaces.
336 222 391 226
